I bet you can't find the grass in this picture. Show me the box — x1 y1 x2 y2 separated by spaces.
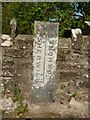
12 82 29 117
12 82 23 103
15 102 28 117
70 91 78 97
61 83 66 89
68 91 78 102
2 80 29 117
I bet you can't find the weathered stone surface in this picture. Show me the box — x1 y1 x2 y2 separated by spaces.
0 96 16 111
58 38 71 49
72 34 82 51
1 40 13 47
82 36 89 53
1 34 89 118
1 34 12 47
31 21 59 102
58 38 71 61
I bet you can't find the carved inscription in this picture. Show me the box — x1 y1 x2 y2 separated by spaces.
33 21 58 89
33 34 45 87
44 38 58 84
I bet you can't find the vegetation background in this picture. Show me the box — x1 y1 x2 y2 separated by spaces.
2 2 90 36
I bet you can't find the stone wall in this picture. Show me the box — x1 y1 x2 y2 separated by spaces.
1 35 89 100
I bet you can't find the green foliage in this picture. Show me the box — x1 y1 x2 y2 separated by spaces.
61 83 66 89
70 91 78 97
2 2 90 37
68 91 78 102
13 82 23 103
2 80 29 116
12 82 29 117
15 102 29 117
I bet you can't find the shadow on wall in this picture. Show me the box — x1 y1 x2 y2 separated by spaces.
82 23 90 35
63 28 90 38
63 29 72 38
63 21 90 38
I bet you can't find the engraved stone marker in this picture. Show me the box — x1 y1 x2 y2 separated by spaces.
31 21 59 102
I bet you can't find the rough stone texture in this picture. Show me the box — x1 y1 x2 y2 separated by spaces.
0 34 89 118
72 34 82 52
82 36 89 53
31 21 59 102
